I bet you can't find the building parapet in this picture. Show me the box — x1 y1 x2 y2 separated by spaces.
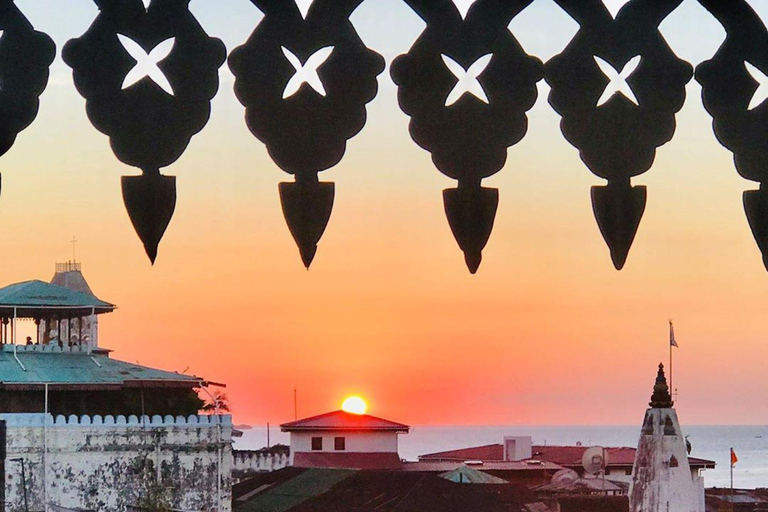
2 344 95 353
0 412 233 427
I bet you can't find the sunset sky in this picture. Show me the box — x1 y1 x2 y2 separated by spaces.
1 0 767 427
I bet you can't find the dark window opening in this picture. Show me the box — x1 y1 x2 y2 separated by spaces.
311 437 322 451
334 437 346 451
664 416 676 436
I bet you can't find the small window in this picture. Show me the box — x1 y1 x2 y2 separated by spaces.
311 437 322 451
334 437 346 451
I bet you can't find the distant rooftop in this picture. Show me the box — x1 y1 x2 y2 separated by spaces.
293 452 403 470
281 410 410 432
418 444 715 469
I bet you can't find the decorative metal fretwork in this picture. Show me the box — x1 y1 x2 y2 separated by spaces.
63 0 226 263
391 0 543 273
546 0 693 269
0 1 759 272
697 0 768 270
0 0 55 198
229 0 385 268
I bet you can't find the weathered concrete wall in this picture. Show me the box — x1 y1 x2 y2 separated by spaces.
2 413 233 512
232 446 289 481
629 408 702 512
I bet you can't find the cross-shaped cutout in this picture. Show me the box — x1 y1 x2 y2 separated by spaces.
142 0 151 12
294 0 315 19
594 55 641 107
452 0 478 20
118 35 175 96
282 46 334 99
442 54 493 107
602 0 630 19
745 62 768 111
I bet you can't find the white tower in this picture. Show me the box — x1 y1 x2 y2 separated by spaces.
629 364 704 512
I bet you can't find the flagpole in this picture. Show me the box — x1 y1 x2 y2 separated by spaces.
669 334 673 394
669 320 673 394
731 447 734 510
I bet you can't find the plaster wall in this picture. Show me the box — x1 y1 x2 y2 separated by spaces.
289 430 399 463
1 413 233 512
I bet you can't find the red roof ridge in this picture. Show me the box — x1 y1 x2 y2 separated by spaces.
281 410 410 431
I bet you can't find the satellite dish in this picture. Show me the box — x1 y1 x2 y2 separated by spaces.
551 468 580 484
582 446 609 475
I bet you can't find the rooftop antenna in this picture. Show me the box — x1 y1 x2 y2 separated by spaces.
294 387 298 420
70 236 77 263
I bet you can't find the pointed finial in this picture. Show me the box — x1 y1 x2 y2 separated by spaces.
279 177 334 269
591 183 647 270
649 363 674 408
443 186 498 274
121 173 177 265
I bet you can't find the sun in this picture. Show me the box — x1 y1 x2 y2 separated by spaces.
341 396 368 415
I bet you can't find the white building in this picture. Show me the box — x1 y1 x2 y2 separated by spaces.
629 364 707 512
281 410 409 470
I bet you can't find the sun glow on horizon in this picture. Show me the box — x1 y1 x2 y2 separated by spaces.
341 396 368 415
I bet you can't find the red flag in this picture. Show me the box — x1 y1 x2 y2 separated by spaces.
731 448 738 466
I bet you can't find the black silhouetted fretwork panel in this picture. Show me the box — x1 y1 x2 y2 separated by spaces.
228 0 385 268
0 0 55 198
62 0 226 264
696 0 768 270
391 0 543 273
546 0 693 270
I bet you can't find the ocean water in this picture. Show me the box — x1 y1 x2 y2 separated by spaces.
234 425 768 489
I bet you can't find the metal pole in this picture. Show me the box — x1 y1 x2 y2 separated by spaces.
267 423 270 449
294 388 297 420
731 448 734 510
12 308 16 346
89 307 95 352
44 383 49 508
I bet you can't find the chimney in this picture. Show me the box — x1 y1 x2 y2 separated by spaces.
503 436 532 461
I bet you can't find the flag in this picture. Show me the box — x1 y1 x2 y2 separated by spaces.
670 321 679 348
731 448 738 466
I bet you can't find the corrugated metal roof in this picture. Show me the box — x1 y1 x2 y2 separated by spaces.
236 468 356 512
0 280 114 316
281 410 409 432
0 346 201 388
439 465 509 484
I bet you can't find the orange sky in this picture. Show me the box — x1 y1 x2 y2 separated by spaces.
1 0 767 427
